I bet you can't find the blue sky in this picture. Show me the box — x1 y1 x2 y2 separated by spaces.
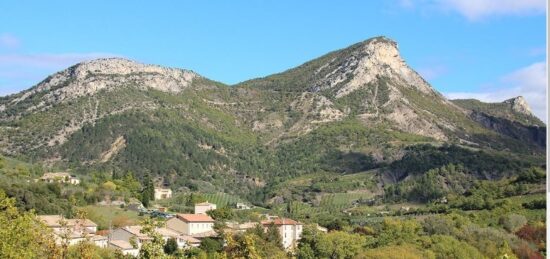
0 0 547 120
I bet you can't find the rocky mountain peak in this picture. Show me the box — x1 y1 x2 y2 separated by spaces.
7 58 198 111
503 96 533 115
312 36 436 98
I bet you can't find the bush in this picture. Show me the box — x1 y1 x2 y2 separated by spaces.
499 214 527 233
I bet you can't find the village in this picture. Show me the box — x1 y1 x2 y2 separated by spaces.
35 173 325 256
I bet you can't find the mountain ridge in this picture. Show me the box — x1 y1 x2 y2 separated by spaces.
0 36 545 200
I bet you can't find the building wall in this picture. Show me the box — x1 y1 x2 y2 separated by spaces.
188 222 214 235
94 238 108 248
166 218 189 235
279 224 303 250
154 190 172 200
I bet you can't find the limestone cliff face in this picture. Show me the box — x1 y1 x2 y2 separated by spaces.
4 58 197 113
503 96 533 116
312 37 436 97
304 37 455 140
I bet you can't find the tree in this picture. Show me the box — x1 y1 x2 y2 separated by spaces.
163 237 178 255
265 223 283 249
357 244 435 259
223 233 262 259
499 214 527 233
139 218 167 259
316 231 366 259
0 190 61 258
427 235 485 259
200 237 223 253
376 219 421 247
207 207 234 221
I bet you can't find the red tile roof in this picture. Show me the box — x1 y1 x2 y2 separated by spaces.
176 214 215 222
261 218 301 225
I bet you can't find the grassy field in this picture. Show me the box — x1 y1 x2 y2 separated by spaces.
81 205 144 230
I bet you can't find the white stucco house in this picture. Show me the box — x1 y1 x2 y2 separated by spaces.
194 202 216 214
262 218 303 250
166 214 216 237
154 188 173 200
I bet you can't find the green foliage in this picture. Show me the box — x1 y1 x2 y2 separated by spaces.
0 190 60 259
139 218 168 259
316 231 367 259
356 244 434 259
199 237 223 253
425 235 486 259
207 207 234 221
515 167 545 183
375 218 422 247
163 237 178 255
499 214 527 233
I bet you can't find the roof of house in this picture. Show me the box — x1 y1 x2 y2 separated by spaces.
37 215 97 227
176 214 215 222
261 218 302 226
109 240 135 250
121 226 150 239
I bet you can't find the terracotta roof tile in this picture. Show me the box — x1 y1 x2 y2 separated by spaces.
176 214 215 222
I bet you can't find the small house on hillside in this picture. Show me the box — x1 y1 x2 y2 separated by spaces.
236 203 251 210
38 172 80 185
194 202 216 214
154 188 172 200
37 215 104 247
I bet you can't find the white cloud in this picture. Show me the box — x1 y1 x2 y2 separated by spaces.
445 62 547 122
439 0 546 20
0 33 20 49
398 0 547 20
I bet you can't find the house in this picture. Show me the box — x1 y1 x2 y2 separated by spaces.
38 172 80 185
37 215 103 246
109 226 151 249
110 225 201 253
109 240 139 257
235 203 251 210
154 188 173 200
194 202 216 214
166 214 216 237
155 227 201 248
262 218 303 250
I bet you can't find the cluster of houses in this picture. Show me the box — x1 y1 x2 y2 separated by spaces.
37 200 306 256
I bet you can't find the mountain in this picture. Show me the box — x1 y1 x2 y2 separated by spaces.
0 36 545 202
